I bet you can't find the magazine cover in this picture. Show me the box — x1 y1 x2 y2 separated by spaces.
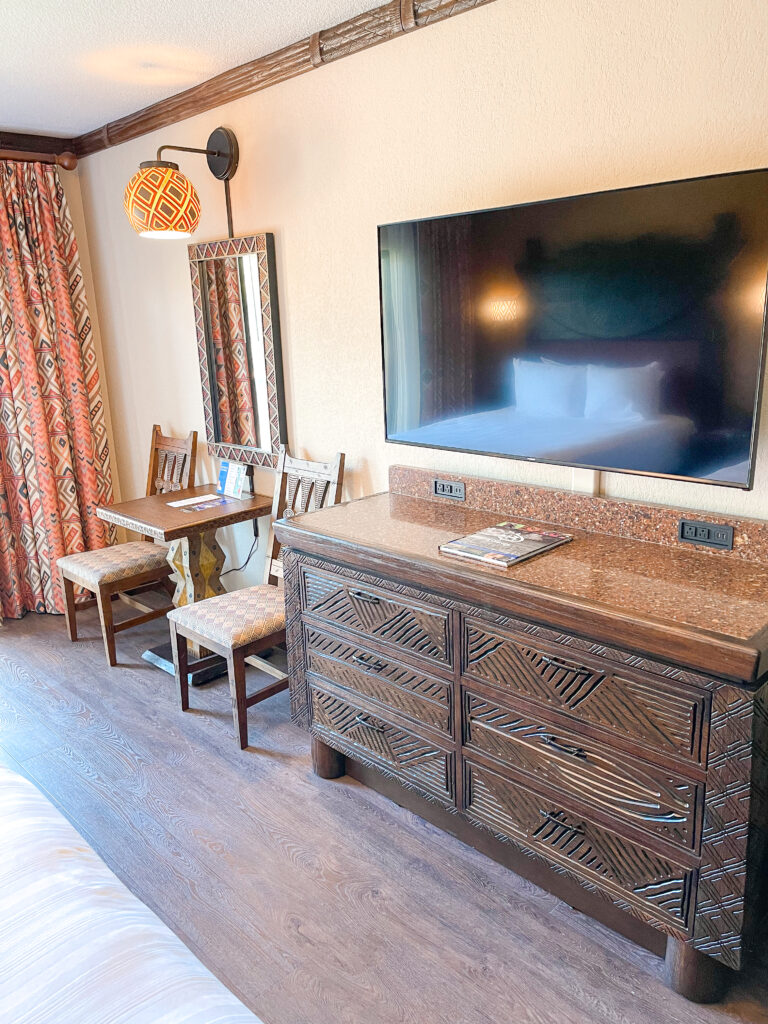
439 521 572 568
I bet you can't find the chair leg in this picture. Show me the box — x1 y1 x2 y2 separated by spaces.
161 574 176 601
228 650 249 749
61 574 78 642
95 585 117 667
170 621 189 711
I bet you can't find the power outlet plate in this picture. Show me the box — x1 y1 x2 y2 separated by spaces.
678 519 734 550
433 478 466 501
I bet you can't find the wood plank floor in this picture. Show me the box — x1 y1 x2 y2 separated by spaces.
2 608 768 1024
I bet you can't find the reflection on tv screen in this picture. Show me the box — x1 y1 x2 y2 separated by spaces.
379 170 768 487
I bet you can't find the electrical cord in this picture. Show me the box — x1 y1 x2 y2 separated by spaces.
221 532 259 576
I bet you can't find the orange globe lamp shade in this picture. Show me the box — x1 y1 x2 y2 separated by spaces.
123 161 201 238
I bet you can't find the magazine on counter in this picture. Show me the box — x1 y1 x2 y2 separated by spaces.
439 521 572 568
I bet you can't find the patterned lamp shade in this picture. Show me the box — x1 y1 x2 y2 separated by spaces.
123 162 200 238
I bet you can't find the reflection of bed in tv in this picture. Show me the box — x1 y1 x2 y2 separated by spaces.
391 406 695 473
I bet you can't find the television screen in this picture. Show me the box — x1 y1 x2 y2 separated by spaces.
378 169 768 487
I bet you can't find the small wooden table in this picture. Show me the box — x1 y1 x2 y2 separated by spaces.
97 484 272 681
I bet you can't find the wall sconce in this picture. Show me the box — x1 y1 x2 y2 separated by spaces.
123 126 238 239
490 298 518 322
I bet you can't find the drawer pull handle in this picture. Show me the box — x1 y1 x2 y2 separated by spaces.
355 714 386 732
350 590 380 604
351 653 387 673
539 654 592 677
538 810 585 835
540 734 588 760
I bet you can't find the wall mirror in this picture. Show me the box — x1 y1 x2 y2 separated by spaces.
189 233 286 467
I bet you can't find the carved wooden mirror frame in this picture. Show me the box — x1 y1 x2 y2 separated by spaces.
189 233 287 467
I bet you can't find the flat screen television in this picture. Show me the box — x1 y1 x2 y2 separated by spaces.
378 169 768 488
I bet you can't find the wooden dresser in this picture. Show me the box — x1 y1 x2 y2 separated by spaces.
274 472 768 1004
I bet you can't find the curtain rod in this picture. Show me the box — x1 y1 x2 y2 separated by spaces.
0 149 77 170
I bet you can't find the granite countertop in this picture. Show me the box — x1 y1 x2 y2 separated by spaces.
276 491 768 681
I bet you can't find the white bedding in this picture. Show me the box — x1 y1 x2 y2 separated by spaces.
0 762 262 1024
391 405 695 472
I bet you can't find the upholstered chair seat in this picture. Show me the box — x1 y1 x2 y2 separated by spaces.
168 585 285 651
57 542 169 591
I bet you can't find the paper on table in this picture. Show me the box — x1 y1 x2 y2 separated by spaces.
166 493 220 508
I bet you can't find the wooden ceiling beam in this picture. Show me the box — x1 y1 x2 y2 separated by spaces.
0 130 76 156
73 0 497 159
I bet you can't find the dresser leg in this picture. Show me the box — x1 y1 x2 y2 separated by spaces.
664 937 729 1003
311 736 346 779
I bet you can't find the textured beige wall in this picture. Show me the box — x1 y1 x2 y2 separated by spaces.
75 0 768 584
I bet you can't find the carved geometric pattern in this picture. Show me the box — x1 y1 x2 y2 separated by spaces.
464 691 698 848
283 552 760 968
691 683 754 969
311 686 454 806
305 627 451 732
463 608 717 691
284 549 310 727
166 529 226 608
189 233 284 468
464 619 706 761
302 568 451 666
465 761 694 931
153 449 192 493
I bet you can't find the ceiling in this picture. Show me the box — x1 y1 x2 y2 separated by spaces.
3 0 377 137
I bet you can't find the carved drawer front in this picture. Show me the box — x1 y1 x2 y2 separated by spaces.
310 685 455 807
300 566 451 668
463 618 707 763
464 760 694 932
304 626 452 733
464 690 699 850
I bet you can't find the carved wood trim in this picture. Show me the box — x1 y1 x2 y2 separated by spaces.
308 33 323 68
188 232 286 467
400 0 417 31
73 0 497 158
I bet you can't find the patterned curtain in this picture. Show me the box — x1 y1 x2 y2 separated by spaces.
0 161 114 618
205 257 257 447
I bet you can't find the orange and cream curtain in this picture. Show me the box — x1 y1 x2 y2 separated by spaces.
0 161 114 618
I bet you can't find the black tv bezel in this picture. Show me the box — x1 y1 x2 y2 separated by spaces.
377 167 768 491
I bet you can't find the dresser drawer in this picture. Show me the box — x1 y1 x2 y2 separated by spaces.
310 684 455 807
463 617 708 764
301 566 452 669
464 759 694 932
304 625 452 734
464 689 700 850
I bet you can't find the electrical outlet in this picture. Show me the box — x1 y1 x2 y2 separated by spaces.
433 478 465 501
678 519 734 550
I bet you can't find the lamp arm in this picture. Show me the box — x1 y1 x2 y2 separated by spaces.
156 143 221 161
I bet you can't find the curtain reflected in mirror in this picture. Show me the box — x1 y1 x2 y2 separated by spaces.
202 256 257 446
199 252 272 451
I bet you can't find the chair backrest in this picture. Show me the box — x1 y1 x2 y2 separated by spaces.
146 425 198 497
265 447 345 586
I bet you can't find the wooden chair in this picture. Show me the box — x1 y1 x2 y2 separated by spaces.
168 447 345 748
57 425 197 667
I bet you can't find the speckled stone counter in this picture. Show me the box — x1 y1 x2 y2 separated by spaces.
277 489 768 682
